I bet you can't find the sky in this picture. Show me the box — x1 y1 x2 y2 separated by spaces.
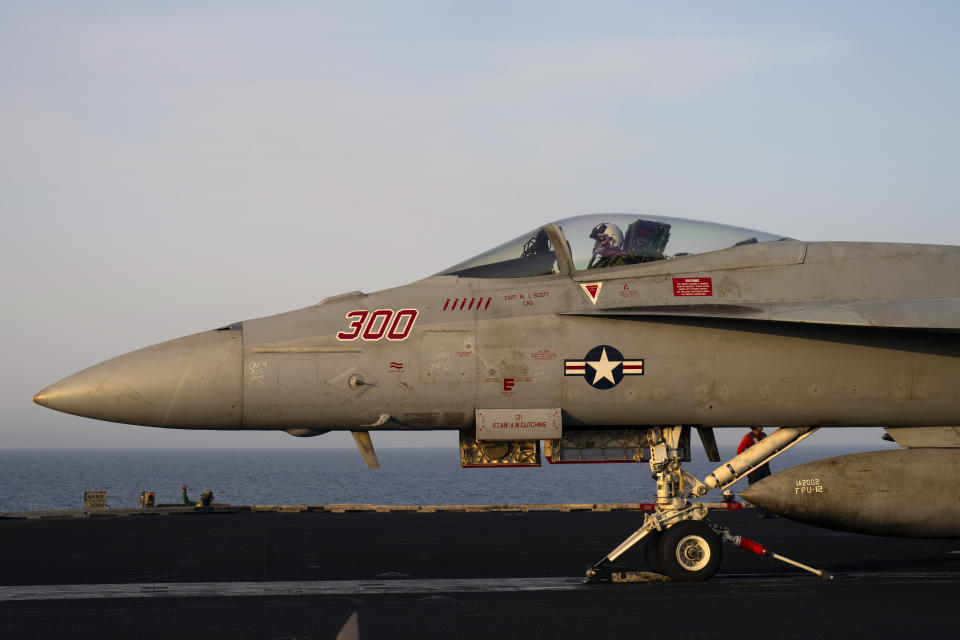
1 1 957 451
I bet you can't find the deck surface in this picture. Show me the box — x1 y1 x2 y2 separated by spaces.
1 509 957 639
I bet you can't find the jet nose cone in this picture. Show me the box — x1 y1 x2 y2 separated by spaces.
34 328 243 428
32 390 50 407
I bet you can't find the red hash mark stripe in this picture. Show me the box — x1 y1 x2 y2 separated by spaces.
443 297 492 311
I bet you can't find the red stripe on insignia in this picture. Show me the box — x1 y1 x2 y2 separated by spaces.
443 299 450 310
468 297 476 310
459 299 466 310
451 298 459 310
484 297 491 309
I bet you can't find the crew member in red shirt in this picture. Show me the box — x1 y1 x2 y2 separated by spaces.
738 426 772 517
737 425 766 455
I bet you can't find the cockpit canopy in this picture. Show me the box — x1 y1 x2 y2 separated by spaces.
436 213 788 279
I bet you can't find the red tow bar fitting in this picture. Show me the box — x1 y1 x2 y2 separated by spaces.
715 528 833 580
736 536 767 556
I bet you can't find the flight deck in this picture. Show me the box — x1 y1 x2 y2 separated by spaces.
1 506 957 639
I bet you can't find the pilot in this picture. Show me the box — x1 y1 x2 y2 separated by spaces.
587 223 626 269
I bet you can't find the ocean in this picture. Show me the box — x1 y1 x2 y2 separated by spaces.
0 444 894 512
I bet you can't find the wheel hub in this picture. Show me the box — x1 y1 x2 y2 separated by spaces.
675 535 710 571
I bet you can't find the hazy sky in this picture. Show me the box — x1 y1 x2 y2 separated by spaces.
2 2 956 452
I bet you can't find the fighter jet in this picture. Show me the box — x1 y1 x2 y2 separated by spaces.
33 213 960 581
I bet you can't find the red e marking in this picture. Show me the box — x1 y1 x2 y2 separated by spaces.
337 308 419 341
503 378 516 392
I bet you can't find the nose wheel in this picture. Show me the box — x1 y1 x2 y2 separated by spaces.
643 531 664 574
588 513 723 583
658 520 722 582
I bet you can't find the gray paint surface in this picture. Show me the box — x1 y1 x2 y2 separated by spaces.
35 222 960 433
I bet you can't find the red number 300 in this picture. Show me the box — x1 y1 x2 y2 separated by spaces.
336 308 419 342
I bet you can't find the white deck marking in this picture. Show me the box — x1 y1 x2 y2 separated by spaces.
0 578 584 602
3 572 958 601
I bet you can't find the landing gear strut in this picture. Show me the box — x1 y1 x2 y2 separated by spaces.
586 425 827 583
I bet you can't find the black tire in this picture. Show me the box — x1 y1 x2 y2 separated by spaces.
659 520 722 582
644 531 664 573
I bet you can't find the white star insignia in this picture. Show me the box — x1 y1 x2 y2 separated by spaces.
587 347 622 385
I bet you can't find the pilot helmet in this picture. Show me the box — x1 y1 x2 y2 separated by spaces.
722 489 735 502
589 223 624 257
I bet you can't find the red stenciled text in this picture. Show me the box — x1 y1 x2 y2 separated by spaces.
337 308 418 341
491 420 548 430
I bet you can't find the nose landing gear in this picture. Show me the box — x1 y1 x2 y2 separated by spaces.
586 425 827 583
586 426 719 583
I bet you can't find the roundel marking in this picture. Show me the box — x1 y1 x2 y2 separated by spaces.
564 345 644 390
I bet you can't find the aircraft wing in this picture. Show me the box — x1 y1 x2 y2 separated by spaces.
566 298 960 331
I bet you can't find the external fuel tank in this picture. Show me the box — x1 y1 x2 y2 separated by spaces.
740 449 960 538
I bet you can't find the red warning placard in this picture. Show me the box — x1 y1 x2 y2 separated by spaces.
673 277 713 297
